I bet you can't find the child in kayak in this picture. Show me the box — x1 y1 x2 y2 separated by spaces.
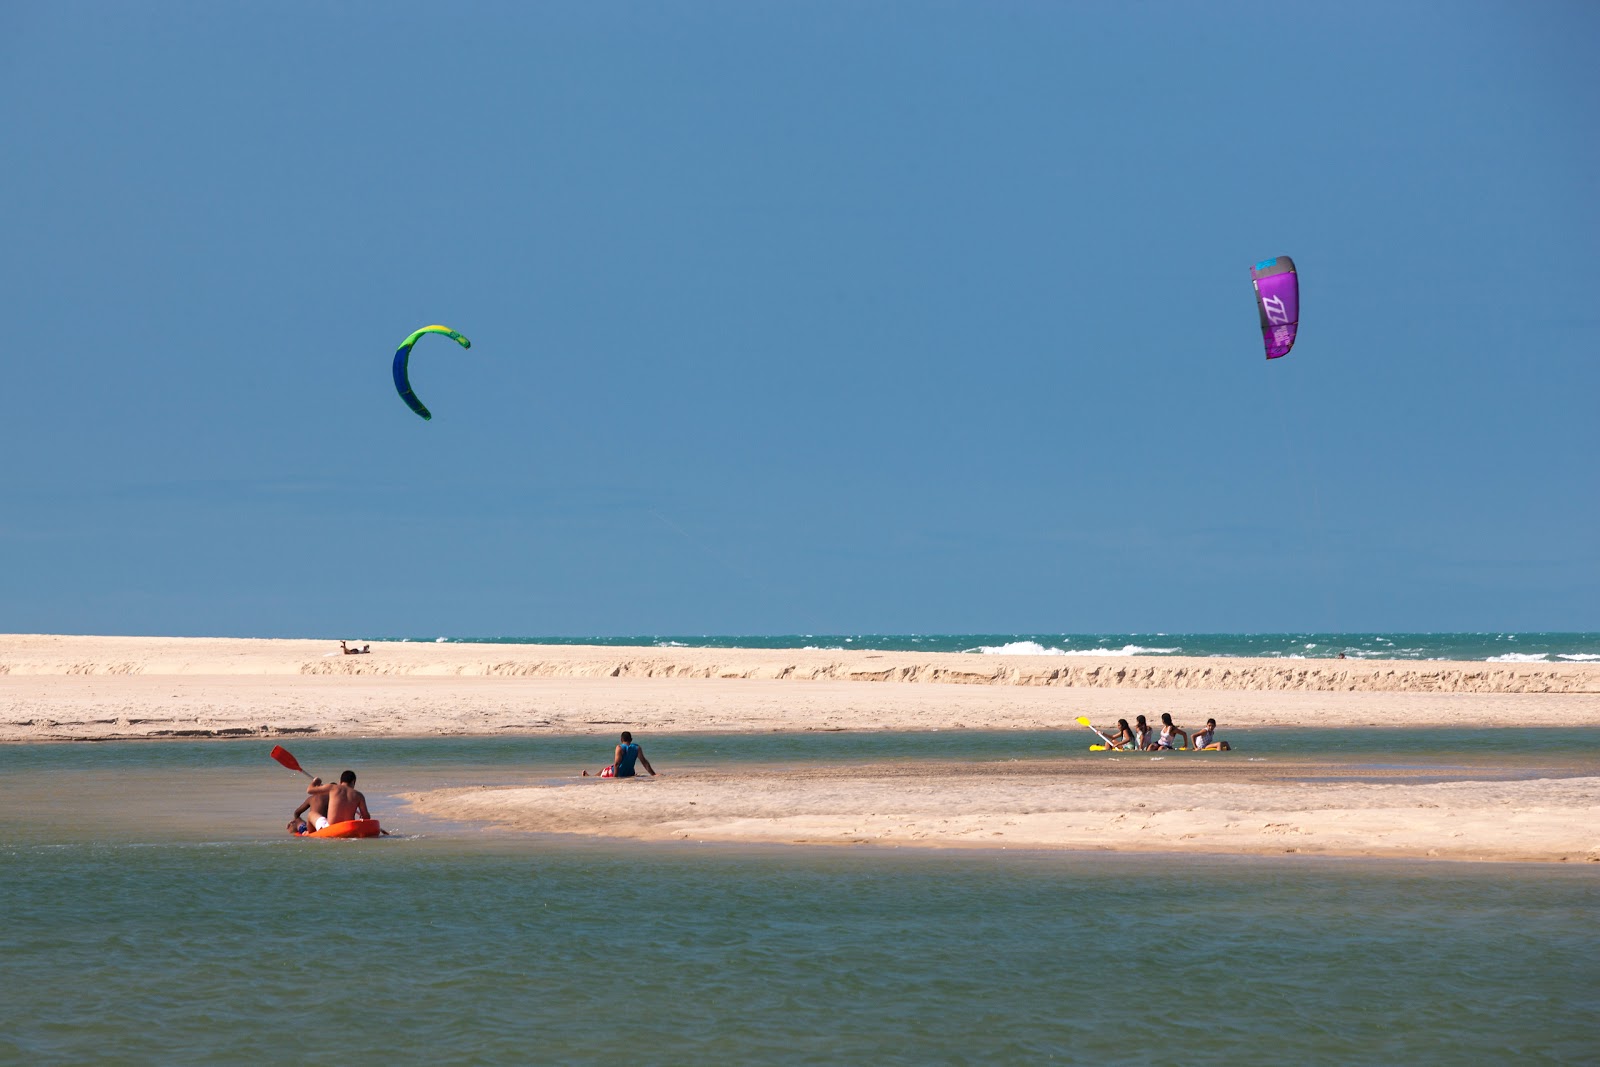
288 777 330 833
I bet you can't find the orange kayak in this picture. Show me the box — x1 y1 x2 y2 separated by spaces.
293 819 381 839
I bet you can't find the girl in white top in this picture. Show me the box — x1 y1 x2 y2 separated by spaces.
1153 713 1188 750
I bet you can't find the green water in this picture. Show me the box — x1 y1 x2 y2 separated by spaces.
2 734 1597 1064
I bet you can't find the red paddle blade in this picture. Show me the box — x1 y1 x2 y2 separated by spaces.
269 745 305 773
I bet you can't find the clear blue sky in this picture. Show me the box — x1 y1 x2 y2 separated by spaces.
3 2 1595 638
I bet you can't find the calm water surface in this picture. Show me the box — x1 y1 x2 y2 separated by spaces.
2 733 1596 1065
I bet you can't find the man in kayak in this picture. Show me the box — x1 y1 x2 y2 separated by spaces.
305 770 372 824
288 777 331 833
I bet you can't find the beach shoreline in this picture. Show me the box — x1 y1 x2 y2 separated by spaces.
4 633 1599 745
6 634 1597 864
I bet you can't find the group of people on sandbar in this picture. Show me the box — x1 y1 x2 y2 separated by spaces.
1101 714 1229 751
339 641 371 655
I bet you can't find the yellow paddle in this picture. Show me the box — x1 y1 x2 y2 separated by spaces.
1075 715 1121 750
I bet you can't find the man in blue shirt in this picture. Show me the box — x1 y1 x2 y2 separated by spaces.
608 730 656 778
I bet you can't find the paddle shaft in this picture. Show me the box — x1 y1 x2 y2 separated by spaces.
1075 716 1122 750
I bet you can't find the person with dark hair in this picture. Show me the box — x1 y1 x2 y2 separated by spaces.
1153 713 1188 751
586 731 657 778
1133 715 1153 750
1103 718 1138 750
610 731 655 778
305 770 371 824
288 777 330 833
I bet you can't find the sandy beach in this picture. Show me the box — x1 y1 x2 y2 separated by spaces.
4 634 1598 863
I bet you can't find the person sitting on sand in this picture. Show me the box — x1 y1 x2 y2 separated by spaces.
288 777 331 833
360 644 371 654
1104 718 1137 750
1133 715 1153 750
1152 712 1188 751
595 731 656 779
305 770 371 824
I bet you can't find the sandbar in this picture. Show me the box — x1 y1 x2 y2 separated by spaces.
4 634 1597 863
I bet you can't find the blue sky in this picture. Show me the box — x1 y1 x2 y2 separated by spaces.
2 2 1595 637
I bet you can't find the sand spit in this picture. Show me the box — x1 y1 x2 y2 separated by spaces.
2 634 1596 692
399 765 1600 865
4 634 1600 743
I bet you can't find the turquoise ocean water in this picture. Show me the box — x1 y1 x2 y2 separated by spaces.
3 733 1597 1064
404 632 1600 663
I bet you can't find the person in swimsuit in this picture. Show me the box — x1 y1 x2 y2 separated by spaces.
1103 719 1137 750
1153 713 1188 750
609 731 656 778
288 777 331 832
305 770 371 824
1133 715 1153 750
1192 718 1231 750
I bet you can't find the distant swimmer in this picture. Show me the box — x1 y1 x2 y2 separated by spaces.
306 770 371 824
1153 713 1188 751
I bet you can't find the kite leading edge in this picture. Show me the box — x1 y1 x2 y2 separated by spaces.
393 324 471 420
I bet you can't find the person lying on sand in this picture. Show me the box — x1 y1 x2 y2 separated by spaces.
288 777 330 833
305 770 371 824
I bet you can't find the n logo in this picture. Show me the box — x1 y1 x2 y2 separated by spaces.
1260 295 1291 325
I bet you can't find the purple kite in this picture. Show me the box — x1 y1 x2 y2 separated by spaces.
1250 255 1299 359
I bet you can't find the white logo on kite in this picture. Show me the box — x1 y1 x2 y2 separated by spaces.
1260 294 1292 325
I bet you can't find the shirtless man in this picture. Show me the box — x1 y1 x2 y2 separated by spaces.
288 777 331 833
305 770 371 825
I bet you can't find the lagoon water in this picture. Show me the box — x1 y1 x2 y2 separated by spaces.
4 734 1597 1064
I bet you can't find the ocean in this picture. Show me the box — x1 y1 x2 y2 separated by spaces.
3 734 1596 1064
399 632 1600 664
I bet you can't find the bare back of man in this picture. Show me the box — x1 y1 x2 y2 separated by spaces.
307 770 371 825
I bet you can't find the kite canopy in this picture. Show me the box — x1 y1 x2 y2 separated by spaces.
392 325 471 420
1249 256 1298 360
